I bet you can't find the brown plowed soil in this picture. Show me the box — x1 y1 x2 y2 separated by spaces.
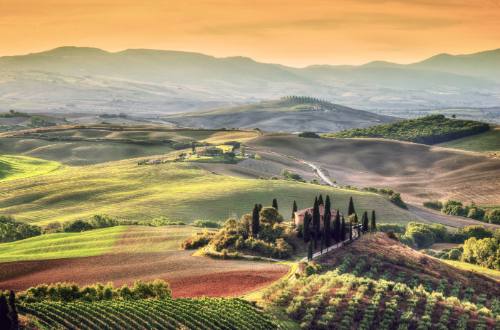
0 250 288 297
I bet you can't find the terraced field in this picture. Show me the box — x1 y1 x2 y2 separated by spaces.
0 159 415 225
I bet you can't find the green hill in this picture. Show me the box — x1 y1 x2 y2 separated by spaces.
439 127 500 153
0 159 415 225
326 115 490 144
0 155 61 181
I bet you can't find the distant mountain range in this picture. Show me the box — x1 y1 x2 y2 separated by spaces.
163 97 396 132
0 46 499 115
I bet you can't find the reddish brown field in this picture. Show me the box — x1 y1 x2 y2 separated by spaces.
0 251 288 297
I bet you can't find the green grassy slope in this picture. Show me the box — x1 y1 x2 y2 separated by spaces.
439 127 500 153
0 160 416 225
0 155 61 181
326 115 490 144
0 226 126 262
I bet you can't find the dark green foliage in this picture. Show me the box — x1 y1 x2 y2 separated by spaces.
0 295 11 330
252 204 260 237
334 210 341 242
192 220 220 228
8 291 18 330
462 237 499 270
312 198 320 249
348 197 356 216
318 195 324 205
63 219 95 232
292 200 298 219
485 209 500 224
330 115 490 144
341 216 346 241
307 241 313 261
349 223 353 241
371 210 376 232
461 225 493 240
181 231 215 249
442 200 467 217
259 207 283 226
0 216 42 243
298 132 320 138
272 198 278 210
324 196 332 246
282 169 305 182
361 211 369 232
303 212 312 243
423 200 443 210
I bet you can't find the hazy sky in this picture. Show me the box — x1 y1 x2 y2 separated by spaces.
1 0 499 66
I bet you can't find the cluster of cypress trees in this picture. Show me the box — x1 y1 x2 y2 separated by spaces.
300 195 377 256
0 291 19 330
251 203 263 237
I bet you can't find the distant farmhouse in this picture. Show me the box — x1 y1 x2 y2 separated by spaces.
294 204 342 229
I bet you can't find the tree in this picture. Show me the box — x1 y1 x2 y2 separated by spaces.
259 207 283 226
348 197 356 216
8 291 18 330
191 141 196 154
371 210 377 232
257 204 263 212
0 295 11 330
349 223 353 241
307 241 313 261
333 210 341 242
324 195 332 246
341 216 346 241
361 211 369 232
272 198 278 210
312 198 320 249
292 200 298 219
251 204 260 237
303 212 312 243
318 194 324 205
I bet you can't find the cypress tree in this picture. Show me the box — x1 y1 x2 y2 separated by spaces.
258 204 263 212
303 212 311 243
292 200 298 219
333 210 341 242
272 198 278 210
251 204 260 237
0 295 11 330
312 198 320 249
307 241 313 261
349 223 353 241
318 194 324 205
348 197 356 216
8 291 18 330
324 195 332 247
361 211 369 232
341 216 346 241
371 210 377 232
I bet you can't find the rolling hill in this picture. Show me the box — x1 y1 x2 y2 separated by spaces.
163 97 396 132
1 46 499 114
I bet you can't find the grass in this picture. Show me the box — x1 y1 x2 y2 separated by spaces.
0 155 61 181
0 159 416 225
439 127 500 152
0 226 126 262
443 259 500 280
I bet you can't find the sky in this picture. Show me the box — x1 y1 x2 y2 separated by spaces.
1 0 499 66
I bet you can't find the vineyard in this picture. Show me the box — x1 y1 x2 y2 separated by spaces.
263 234 500 329
19 297 277 330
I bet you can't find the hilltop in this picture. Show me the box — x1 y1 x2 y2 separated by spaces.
1 47 500 114
163 97 396 132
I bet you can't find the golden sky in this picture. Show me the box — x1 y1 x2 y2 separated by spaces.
1 0 499 66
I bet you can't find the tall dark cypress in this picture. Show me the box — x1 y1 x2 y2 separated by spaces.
292 200 298 219
361 211 369 232
348 197 356 216
307 241 313 261
8 291 18 330
252 204 260 237
341 216 346 241
272 198 278 210
371 210 377 232
0 295 11 330
334 210 341 242
324 195 331 247
303 212 311 243
318 194 324 205
312 198 320 249
349 222 353 241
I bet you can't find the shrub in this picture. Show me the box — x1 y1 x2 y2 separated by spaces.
461 225 493 240
442 200 467 216
401 223 436 249
43 222 62 234
467 207 485 221
192 220 220 228
377 223 406 234
298 132 320 138
485 209 500 224
89 214 118 228
181 231 215 249
0 216 42 242
461 237 499 270
423 200 443 210
282 169 305 182
63 220 94 233
148 217 185 226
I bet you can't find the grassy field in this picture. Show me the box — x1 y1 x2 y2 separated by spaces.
0 155 61 181
0 226 126 262
0 158 415 225
443 259 500 280
439 127 500 153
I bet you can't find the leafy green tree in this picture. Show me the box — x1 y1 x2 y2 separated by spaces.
8 291 19 330
461 225 493 240
259 207 283 226
251 204 260 237
348 197 356 216
0 295 11 330
485 209 500 224
292 200 298 219
272 198 278 210
461 237 499 270
371 210 377 232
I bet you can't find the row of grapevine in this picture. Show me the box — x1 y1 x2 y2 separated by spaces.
19 297 277 330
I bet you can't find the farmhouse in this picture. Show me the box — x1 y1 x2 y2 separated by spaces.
197 146 224 156
294 204 341 229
